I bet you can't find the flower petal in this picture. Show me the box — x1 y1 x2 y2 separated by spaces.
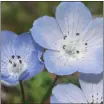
34 41 44 61
79 74 103 103
44 47 102 75
1 62 9 77
44 50 78 75
30 16 63 50
18 70 29 81
56 2 92 38
1 30 17 59
14 32 36 60
78 48 103 73
52 83 87 103
79 72 103 83
1 76 18 86
1 30 17 79
20 51 44 80
82 18 103 49
50 96 62 103
1 30 17 46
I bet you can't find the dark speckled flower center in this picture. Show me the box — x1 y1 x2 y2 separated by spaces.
7 55 27 78
62 39 88 60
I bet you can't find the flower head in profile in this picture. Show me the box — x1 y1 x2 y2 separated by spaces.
51 73 103 104
30 2 103 75
1 30 44 86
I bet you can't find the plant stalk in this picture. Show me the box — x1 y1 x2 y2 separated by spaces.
19 80 25 103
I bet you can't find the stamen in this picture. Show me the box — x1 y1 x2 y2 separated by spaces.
85 43 88 45
9 60 12 64
19 60 22 64
63 45 66 49
7 55 27 79
76 50 79 54
63 36 67 40
12 55 15 59
13 63 16 67
76 33 80 36
17 56 21 59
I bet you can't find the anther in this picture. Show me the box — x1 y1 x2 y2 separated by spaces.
63 45 66 49
76 33 80 36
63 36 67 40
17 56 21 59
9 60 12 64
85 43 88 45
76 51 79 54
13 63 16 67
19 60 22 64
12 55 15 59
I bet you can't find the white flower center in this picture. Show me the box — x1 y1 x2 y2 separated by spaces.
7 55 27 79
60 34 88 60
90 93 103 104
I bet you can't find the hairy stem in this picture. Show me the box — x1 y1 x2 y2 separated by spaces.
19 80 25 103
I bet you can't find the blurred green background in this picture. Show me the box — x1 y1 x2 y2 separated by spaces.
1 1 103 104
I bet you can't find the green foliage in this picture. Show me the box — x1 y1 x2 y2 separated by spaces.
56 74 80 87
24 72 53 103
1 2 103 34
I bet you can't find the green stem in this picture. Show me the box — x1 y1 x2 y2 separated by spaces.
41 75 59 104
19 80 25 103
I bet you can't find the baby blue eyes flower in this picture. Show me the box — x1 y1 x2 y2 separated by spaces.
1 30 44 86
51 73 103 103
30 2 103 75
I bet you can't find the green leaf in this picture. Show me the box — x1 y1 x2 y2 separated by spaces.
25 72 53 103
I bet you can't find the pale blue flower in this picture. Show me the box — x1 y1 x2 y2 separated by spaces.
31 2 103 75
51 73 103 103
1 30 44 86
